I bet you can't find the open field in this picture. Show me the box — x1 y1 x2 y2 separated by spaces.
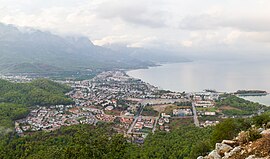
219 106 242 111
196 107 218 112
198 116 223 122
164 105 191 114
104 109 121 116
152 104 175 113
169 118 194 130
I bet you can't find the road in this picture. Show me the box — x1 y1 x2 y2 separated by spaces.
192 102 200 127
127 116 138 134
127 104 145 134
152 116 159 133
139 98 188 106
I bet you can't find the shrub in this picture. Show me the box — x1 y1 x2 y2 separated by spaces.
247 127 262 142
237 128 262 145
252 113 270 127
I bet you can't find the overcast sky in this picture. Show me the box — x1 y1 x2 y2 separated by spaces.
1 0 270 57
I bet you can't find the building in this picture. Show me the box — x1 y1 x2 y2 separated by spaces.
204 112 216 116
173 109 192 116
194 101 214 107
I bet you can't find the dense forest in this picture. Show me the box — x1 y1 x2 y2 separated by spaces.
0 113 269 159
0 79 73 134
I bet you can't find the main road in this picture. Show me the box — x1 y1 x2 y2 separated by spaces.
192 102 200 127
127 104 145 134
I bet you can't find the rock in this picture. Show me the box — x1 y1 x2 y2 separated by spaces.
246 155 256 159
247 147 253 153
258 128 264 133
245 155 270 159
197 156 204 159
260 129 270 137
215 143 233 156
222 140 237 146
207 150 221 159
222 146 241 159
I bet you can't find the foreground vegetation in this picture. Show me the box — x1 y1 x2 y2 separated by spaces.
0 79 73 134
0 112 269 159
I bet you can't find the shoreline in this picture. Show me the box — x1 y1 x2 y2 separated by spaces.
124 63 270 106
123 60 192 73
124 61 270 93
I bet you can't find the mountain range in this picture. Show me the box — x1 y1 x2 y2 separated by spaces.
0 23 188 74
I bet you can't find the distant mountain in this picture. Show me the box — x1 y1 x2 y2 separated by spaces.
0 23 187 74
103 43 190 64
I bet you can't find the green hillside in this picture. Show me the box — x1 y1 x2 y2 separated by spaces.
0 79 73 133
216 95 269 116
0 114 269 159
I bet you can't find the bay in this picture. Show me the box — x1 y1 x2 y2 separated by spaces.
127 60 270 106
242 95 270 106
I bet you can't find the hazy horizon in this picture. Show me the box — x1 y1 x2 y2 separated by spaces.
1 0 270 60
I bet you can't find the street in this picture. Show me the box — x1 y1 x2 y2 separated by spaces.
192 102 200 127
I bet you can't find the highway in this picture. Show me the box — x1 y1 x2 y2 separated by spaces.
192 102 200 127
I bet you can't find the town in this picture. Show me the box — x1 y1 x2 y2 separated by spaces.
10 71 225 143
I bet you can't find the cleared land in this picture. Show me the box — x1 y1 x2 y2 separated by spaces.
219 106 242 111
152 104 175 113
169 118 194 130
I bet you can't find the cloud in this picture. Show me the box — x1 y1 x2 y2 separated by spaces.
95 0 169 28
93 35 132 46
224 17 270 32
180 40 193 47
179 12 270 32
127 37 162 48
179 14 221 30
223 31 242 45
1 0 270 56
93 35 162 49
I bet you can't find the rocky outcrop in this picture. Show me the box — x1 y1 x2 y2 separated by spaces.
221 140 237 146
207 150 221 159
261 129 270 137
200 129 270 159
216 143 233 156
201 143 233 159
223 146 241 159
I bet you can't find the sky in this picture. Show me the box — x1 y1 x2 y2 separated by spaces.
1 0 270 58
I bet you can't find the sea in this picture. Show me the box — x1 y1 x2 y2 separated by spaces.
127 60 270 106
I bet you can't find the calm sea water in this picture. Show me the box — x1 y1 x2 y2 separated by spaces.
127 60 270 106
242 95 270 106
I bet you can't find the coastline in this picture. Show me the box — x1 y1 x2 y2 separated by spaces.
125 61 270 106
123 60 193 73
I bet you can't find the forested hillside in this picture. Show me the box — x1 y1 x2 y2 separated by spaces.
216 95 269 116
0 113 269 159
0 79 73 134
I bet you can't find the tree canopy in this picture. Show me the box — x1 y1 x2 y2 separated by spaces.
0 79 73 134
